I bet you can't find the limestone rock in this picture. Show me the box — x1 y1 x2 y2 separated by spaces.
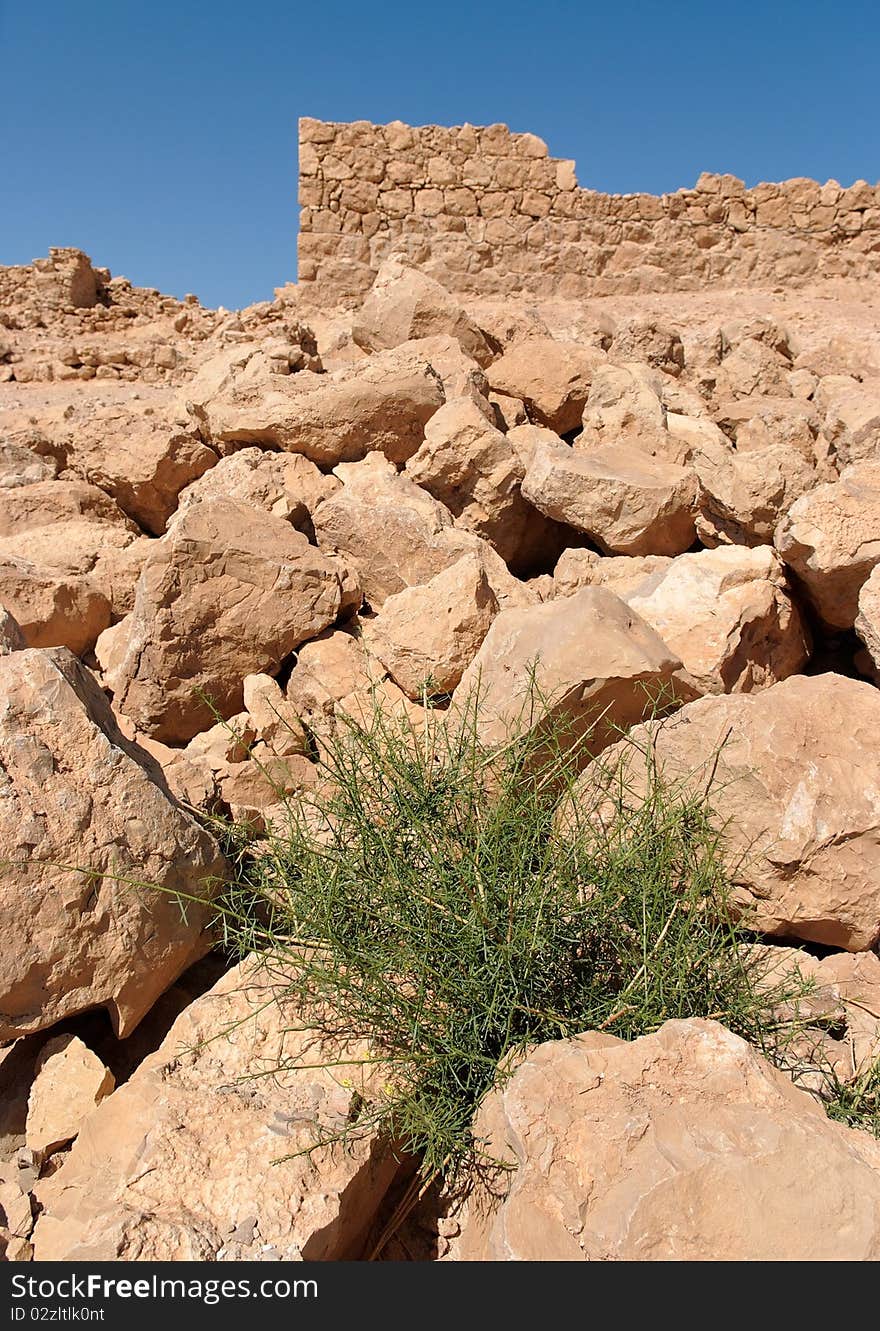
610 318 685 376
190 343 445 467
486 338 606 434
822 381 880 467
313 454 533 609
363 552 500 699
855 563 880 670
65 406 218 534
113 499 352 743
622 545 809 695
573 674 880 949
31 961 402 1261
26 1036 115 1158
0 607 26 654
0 647 225 1039
0 558 110 656
352 258 495 366
775 461 880 628
405 396 564 570
454 1019 880 1261
522 442 697 556
452 586 681 756
695 437 818 547
176 446 338 529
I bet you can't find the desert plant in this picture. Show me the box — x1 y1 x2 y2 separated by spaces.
209 687 809 1183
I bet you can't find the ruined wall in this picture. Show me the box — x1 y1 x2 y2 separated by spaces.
297 117 880 305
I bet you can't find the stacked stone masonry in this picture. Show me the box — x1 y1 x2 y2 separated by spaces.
298 117 880 304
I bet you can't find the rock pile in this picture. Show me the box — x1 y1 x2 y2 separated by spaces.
2 237 880 1263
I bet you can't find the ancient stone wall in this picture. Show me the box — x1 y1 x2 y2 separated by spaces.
297 117 880 305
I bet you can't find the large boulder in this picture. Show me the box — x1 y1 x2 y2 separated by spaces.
452 586 681 756
486 338 606 434
0 558 110 656
405 396 564 570
822 381 880 468
775 461 880 628
189 343 445 467
453 1019 880 1261
175 446 338 529
312 454 533 610
31 961 402 1261
362 552 500 699
0 647 225 1039
64 405 219 534
855 563 880 671
522 442 697 556
352 258 495 366
693 436 817 547
113 499 353 743
621 545 809 695
572 673 880 950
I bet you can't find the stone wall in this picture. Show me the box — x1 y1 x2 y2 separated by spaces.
297 117 880 305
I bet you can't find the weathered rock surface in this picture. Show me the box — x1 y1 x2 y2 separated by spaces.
572 673 880 949
452 586 681 755
486 338 605 433
352 258 495 366
190 343 445 466
26 1036 115 1159
176 446 338 528
775 461 880 628
454 1019 880 1261
31 962 401 1261
313 454 533 609
363 552 500 699
855 563 880 671
0 647 225 1039
405 396 564 569
113 499 352 742
0 558 110 656
522 442 697 556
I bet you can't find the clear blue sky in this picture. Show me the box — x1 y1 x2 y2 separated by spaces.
2 1 879 309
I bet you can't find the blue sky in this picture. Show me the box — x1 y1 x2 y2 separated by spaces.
2 1 878 308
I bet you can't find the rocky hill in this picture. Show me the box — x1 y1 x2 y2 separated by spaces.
2 203 880 1262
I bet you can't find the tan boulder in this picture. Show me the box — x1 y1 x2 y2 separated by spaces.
0 478 130 534
695 437 817 547
855 563 880 670
66 406 218 534
31 961 401 1261
405 396 565 570
352 257 495 366
573 674 880 950
775 460 880 628
623 545 809 694
190 343 445 467
26 1036 114 1159
522 442 697 556
553 548 672 598
453 1019 880 1261
313 454 534 609
822 381 880 467
578 362 666 448
714 337 792 399
363 552 500 699
113 499 352 743
555 546 807 694
486 338 606 434
0 607 25 653
0 557 110 656
0 647 225 1039
714 396 820 462
176 446 338 528
452 586 681 756
610 318 684 376
0 523 149 619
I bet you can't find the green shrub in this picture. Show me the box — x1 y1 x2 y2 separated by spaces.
211 689 807 1183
